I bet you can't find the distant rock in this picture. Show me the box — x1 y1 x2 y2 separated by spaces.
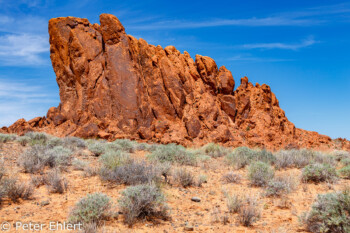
3 13 349 151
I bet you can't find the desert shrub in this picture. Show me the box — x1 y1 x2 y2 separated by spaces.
314 152 336 166
197 174 208 187
99 150 129 170
118 184 169 226
341 158 350 166
147 143 196 166
18 145 48 173
153 162 171 183
18 145 73 173
46 137 64 148
201 143 231 158
248 161 274 187
227 147 275 169
302 163 338 183
332 150 350 162
303 190 350 233
265 175 297 197
69 193 113 225
0 133 17 143
72 159 89 171
339 165 350 179
44 170 68 194
111 139 138 153
1 177 34 202
275 149 316 169
226 194 244 213
222 171 242 184
30 175 45 187
88 142 106 156
63 137 87 150
0 159 5 181
99 160 160 185
83 166 99 177
25 132 49 146
173 168 195 188
238 195 261 227
16 136 31 146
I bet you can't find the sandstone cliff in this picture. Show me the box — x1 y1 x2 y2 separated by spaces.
2 14 348 151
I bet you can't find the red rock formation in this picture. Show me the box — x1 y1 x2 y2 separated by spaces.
3 14 349 151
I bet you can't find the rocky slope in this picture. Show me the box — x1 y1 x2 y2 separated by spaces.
1 14 348 151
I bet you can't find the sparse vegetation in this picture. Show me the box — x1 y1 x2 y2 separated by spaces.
248 161 274 187
173 168 195 187
69 193 114 225
118 184 169 226
147 143 197 166
303 190 350 233
0 133 17 143
0 177 34 203
222 171 242 183
25 132 50 146
202 143 231 158
88 141 106 156
302 163 338 183
226 147 276 169
238 195 261 227
44 170 68 193
339 165 350 179
265 175 297 197
99 160 161 185
226 194 244 213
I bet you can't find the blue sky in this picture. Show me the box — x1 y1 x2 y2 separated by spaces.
0 0 349 139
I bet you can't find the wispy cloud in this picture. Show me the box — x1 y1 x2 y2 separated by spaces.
0 34 49 66
127 3 350 30
224 55 294 63
240 37 318 50
0 78 58 126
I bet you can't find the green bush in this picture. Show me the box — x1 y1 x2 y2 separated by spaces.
88 141 106 156
99 160 160 185
302 163 338 183
0 133 17 143
111 139 138 153
264 175 296 197
201 143 231 158
339 165 350 179
25 132 50 146
16 136 31 146
118 184 169 226
303 190 350 233
99 150 129 170
69 193 114 225
332 150 350 162
341 158 350 167
147 143 196 166
248 161 274 187
226 147 275 169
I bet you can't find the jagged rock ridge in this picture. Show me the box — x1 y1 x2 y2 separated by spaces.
2 14 349 151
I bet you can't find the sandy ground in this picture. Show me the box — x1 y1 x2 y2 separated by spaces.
0 141 348 233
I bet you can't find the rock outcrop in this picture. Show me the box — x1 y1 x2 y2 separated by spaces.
2 14 349 151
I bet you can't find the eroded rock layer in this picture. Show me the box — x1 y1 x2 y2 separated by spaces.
2 14 349 151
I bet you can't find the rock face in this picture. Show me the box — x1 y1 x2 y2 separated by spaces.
2 14 349 151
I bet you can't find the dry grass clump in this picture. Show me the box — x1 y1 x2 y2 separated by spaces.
99 159 161 185
173 168 195 188
118 184 169 226
0 176 34 203
222 171 242 184
0 133 17 143
44 170 68 194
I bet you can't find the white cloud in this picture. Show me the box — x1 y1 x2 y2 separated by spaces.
0 78 58 126
240 37 318 50
0 34 49 66
127 3 350 30
225 55 294 62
